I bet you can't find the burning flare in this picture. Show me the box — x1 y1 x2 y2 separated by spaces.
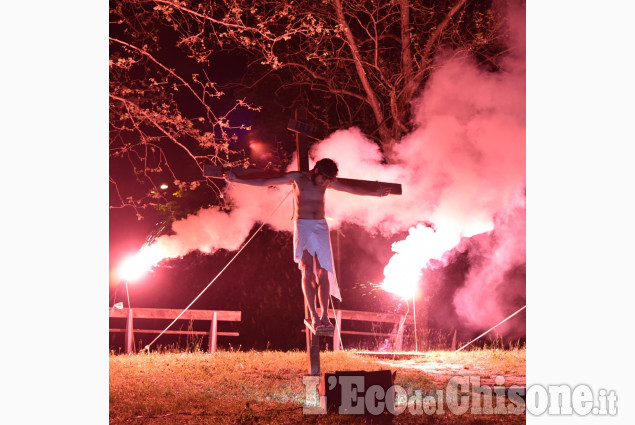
380 222 493 300
118 244 165 282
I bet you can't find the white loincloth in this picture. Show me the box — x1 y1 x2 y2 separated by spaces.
293 219 342 301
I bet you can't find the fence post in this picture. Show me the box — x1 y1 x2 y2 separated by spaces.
125 308 134 354
209 311 218 353
333 310 342 351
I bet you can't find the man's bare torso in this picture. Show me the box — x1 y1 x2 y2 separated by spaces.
291 171 327 219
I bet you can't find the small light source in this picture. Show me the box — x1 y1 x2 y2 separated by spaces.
160 184 169 190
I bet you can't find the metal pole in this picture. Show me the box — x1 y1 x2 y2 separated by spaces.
125 281 131 308
412 295 418 352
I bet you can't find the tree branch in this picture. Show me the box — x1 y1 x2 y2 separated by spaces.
414 0 470 88
110 36 221 123
110 93 205 174
332 0 390 144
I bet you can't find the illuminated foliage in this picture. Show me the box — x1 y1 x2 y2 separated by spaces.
110 0 508 215
110 0 255 217
145 0 506 147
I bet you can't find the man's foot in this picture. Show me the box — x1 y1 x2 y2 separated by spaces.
311 317 322 331
320 317 334 330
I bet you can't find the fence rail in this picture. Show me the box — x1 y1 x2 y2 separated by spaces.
317 309 415 351
109 307 241 353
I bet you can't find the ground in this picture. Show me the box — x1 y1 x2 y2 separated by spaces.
109 349 526 424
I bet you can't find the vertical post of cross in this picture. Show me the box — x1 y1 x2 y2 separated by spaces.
293 106 321 375
295 107 310 172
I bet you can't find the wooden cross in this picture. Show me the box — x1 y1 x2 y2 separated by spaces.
203 108 402 195
204 107 402 375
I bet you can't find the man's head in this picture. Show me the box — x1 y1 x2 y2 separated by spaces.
312 158 338 186
314 158 338 179
311 158 338 186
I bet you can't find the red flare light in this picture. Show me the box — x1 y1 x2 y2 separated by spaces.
118 245 164 282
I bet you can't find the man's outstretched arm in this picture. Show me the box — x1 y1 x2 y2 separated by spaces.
329 178 391 197
226 169 298 186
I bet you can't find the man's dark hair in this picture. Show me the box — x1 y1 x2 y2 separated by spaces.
314 158 338 179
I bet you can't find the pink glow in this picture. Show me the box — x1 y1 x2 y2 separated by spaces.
118 245 165 282
379 222 492 300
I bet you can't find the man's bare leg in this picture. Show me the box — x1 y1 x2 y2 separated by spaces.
300 250 321 328
315 256 332 327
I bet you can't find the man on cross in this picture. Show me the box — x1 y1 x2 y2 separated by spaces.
227 158 390 332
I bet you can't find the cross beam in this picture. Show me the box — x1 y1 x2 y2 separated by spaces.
204 166 402 195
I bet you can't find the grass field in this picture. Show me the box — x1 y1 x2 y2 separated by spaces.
110 347 526 424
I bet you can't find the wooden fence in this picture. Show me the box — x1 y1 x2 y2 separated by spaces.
109 307 241 353
110 307 412 354
324 309 415 351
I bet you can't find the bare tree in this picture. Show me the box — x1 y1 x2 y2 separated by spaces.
110 0 509 214
144 0 507 152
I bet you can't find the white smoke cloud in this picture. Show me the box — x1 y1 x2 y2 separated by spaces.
378 0 526 333
152 182 296 260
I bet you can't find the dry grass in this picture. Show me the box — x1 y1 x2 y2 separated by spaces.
408 347 526 375
110 348 525 424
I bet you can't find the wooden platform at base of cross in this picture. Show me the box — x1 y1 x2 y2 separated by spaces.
304 319 334 336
